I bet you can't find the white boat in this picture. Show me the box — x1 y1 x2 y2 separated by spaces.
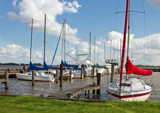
106 76 151 101
106 0 152 101
72 59 92 78
16 71 56 82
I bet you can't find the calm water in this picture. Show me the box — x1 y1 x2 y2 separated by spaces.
0 65 23 69
0 72 159 102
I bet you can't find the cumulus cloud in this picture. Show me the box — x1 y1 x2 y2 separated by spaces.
106 31 160 65
8 0 81 44
0 44 30 63
147 0 160 9
0 44 50 64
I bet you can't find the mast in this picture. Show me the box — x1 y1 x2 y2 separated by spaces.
63 19 66 62
110 40 112 60
97 45 99 64
61 19 66 62
30 19 33 62
127 0 131 58
126 0 131 77
89 32 91 61
94 37 96 65
120 0 129 85
104 41 106 64
44 14 46 64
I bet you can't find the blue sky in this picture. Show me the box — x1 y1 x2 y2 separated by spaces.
0 0 160 65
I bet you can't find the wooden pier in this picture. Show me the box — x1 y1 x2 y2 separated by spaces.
67 84 100 99
0 68 20 78
66 73 101 99
0 71 9 90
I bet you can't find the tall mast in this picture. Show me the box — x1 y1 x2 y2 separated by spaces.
97 45 99 64
94 37 96 65
44 14 46 64
61 20 65 61
89 32 91 61
104 41 106 64
120 0 129 85
127 0 131 58
30 19 33 62
110 40 112 60
63 19 66 62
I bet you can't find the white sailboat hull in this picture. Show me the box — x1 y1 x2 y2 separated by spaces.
106 77 151 101
16 72 55 82
107 87 151 101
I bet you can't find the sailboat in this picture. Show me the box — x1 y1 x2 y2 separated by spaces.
106 0 152 101
16 16 55 82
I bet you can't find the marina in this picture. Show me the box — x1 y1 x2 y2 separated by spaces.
0 67 159 102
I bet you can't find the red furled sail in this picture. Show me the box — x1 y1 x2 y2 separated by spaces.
126 57 152 76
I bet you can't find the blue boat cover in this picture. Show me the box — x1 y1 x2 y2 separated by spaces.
61 60 78 68
28 61 46 70
44 61 62 70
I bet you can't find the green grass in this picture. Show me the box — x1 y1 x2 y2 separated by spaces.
0 96 159 113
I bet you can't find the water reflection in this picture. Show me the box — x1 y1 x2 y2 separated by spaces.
0 72 159 102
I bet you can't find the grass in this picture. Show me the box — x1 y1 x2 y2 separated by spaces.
0 96 160 113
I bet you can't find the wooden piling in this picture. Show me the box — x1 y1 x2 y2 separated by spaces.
97 73 101 94
87 90 90 99
93 90 95 94
32 70 35 86
81 65 83 79
85 91 87 96
60 64 63 87
92 66 95 77
5 71 8 90
70 68 72 81
110 64 115 83
78 94 80 99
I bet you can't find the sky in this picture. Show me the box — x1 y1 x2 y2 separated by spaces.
0 0 160 66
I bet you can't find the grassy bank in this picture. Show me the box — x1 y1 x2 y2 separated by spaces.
0 96 159 113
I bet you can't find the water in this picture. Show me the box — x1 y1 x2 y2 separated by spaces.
0 72 159 101
0 65 23 69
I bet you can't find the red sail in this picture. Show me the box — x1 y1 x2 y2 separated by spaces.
126 57 152 76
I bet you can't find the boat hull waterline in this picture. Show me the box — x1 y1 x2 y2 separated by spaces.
16 73 55 82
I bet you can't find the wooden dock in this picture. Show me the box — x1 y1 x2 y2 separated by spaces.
0 71 9 90
68 84 100 99
0 68 20 78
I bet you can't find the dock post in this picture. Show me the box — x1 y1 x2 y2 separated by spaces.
87 90 90 99
85 91 87 96
96 68 98 76
5 71 8 90
55 69 59 84
60 64 63 87
93 90 95 94
70 68 72 81
92 66 95 77
97 73 101 94
81 65 83 79
110 64 115 83
32 70 35 86
78 94 80 99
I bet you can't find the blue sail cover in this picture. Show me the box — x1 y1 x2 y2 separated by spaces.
44 61 61 70
28 61 46 70
61 60 78 68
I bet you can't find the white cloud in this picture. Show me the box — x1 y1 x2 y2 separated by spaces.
106 31 160 65
0 44 63 65
0 44 30 63
147 0 160 9
8 0 81 44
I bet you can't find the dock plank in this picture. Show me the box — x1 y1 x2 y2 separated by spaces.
70 85 100 98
